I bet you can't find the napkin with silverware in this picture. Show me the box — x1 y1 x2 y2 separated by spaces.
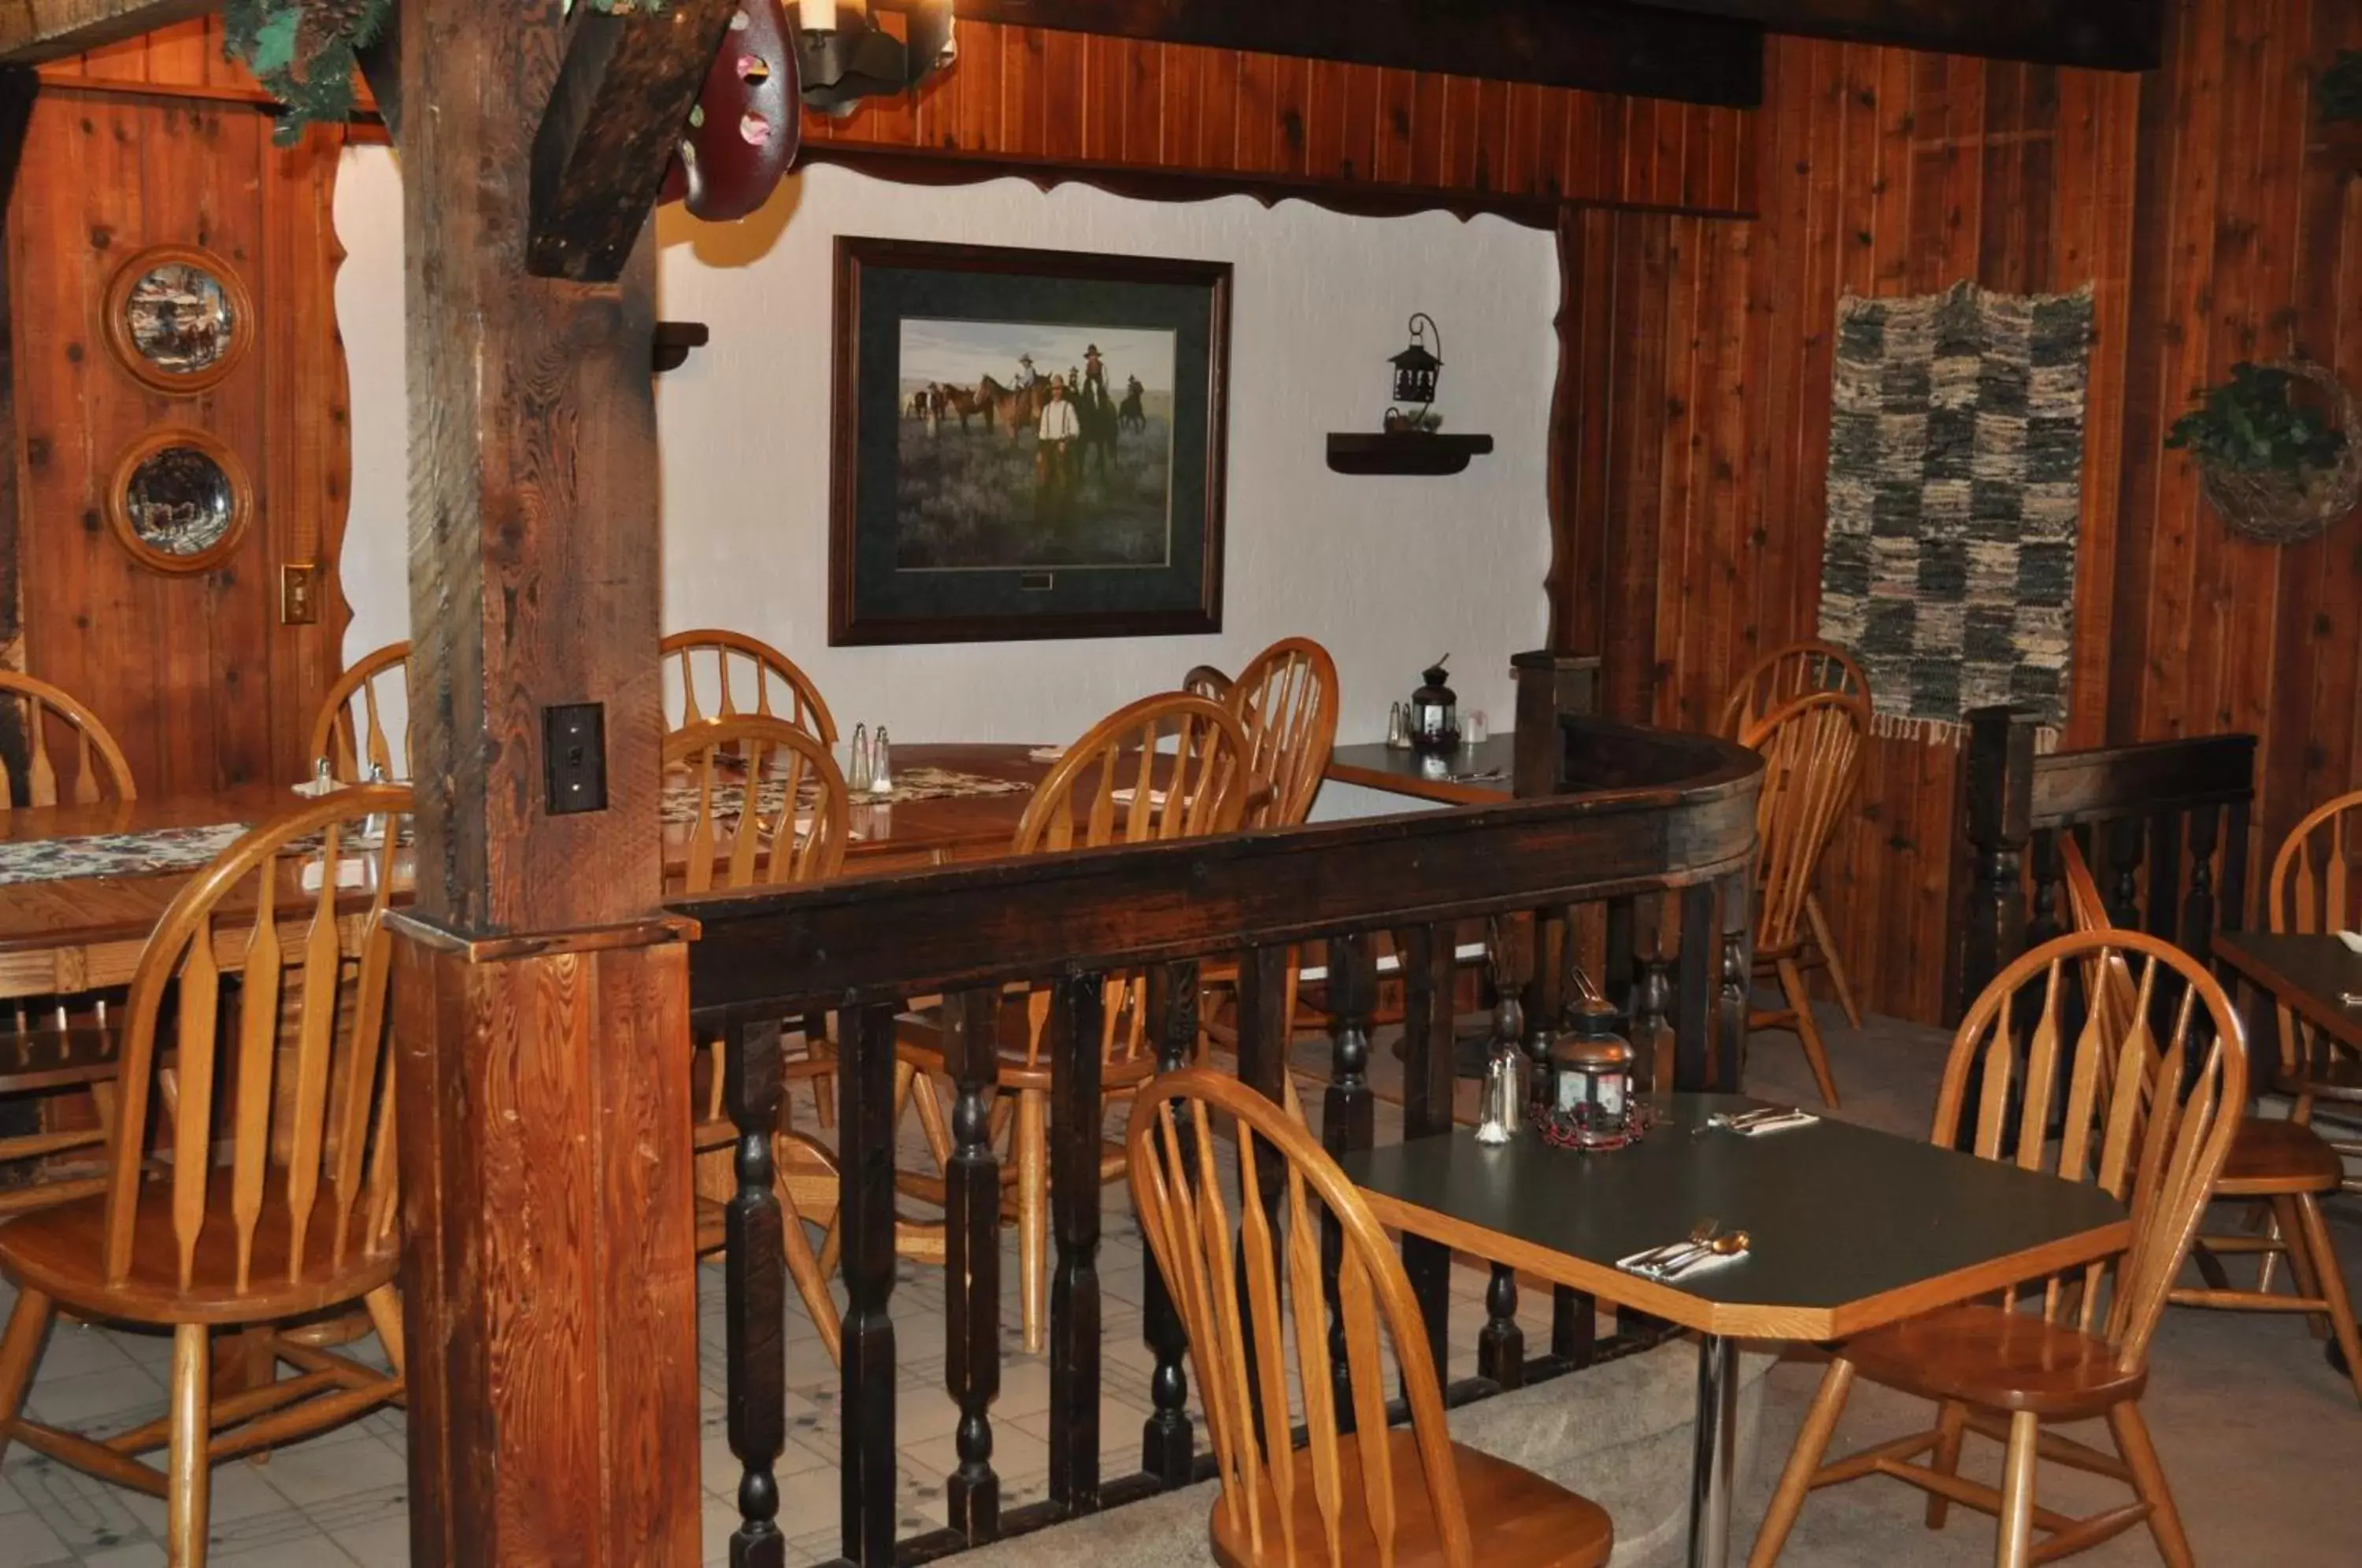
1705 1106 1820 1137
1617 1231 1751 1281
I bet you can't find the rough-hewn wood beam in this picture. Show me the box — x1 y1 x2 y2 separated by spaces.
960 0 1765 108
0 0 209 63
528 0 735 282
1627 0 2166 71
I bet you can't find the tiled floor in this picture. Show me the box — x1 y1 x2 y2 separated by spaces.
0 1060 1558 1567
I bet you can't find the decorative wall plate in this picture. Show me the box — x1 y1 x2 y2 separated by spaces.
106 427 252 574
103 245 252 394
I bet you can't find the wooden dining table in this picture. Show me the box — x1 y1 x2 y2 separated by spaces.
1337 1094 2133 1568
2213 930 2362 1055
0 745 1062 1000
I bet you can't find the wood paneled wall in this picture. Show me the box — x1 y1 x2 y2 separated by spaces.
801 17 1758 217
4 43 354 796
1592 0 2362 1024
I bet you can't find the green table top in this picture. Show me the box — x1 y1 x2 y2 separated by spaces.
2215 930 2362 1053
1336 1093 2131 1341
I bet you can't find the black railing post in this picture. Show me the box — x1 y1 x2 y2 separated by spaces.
1323 934 1375 1429
839 1004 901 1567
1716 872 1752 1095
943 989 1002 1544
1048 973 1106 1515
1949 703 2037 1026
724 1015 786 1568
1140 960 1199 1489
1398 923 1456 1378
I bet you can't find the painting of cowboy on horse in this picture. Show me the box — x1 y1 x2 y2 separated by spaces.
894 318 1176 571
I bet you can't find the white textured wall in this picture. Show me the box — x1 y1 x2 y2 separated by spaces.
333 148 1557 815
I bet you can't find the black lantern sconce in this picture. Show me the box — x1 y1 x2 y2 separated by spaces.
1324 309 1494 476
1389 312 1443 422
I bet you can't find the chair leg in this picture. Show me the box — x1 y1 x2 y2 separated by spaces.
1016 1087 1049 1358
0 1285 56 1466
1995 1409 2040 1568
2293 1194 2362 1405
1925 1398 1968 1529
2266 1196 2326 1335
2107 1402 2193 1568
1804 894 1863 1029
363 1286 406 1380
777 1178 845 1367
1777 957 1842 1108
1746 1356 1856 1568
168 1322 211 1568
908 1068 955 1174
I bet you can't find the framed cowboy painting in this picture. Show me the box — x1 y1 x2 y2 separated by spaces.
828 237 1232 645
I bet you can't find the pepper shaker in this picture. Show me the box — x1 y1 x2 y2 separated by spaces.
869 726 894 797
848 723 872 792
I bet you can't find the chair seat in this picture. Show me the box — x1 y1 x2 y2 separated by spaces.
1841 1304 2145 1420
0 1184 398 1327
896 1023 1159 1095
1208 1425 1612 1568
0 1023 121 1094
2216 1116 2344 1195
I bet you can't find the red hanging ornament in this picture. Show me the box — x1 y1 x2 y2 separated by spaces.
659 1 800 222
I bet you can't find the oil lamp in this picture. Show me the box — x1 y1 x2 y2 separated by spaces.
1409 660 1459 755
1540 969 1645 1151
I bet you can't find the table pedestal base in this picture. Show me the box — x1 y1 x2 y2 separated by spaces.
1689 1334 1739 1567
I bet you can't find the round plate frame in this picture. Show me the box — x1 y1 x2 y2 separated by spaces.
102 243 253 395
106 426 253 575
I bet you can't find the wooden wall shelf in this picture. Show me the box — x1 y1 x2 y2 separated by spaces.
652 321 710 374
1325 432 1497 476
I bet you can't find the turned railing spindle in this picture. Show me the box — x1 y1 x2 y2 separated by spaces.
2106 817 2144 932
1141 960 1200 1489
943 988 1002 1543
725 1015 787 1568
1048 972 1107 1514
839 1003 901 1567
2186 804 2220 971
1551 1285 1597 1370
1675 883 1716 1091
1479 1263 1523 1390
1398 924 1456 1378
1323 933 1375 1429
2027 829 2063 950
1951 704 2034 1024
1716 873 1753 1096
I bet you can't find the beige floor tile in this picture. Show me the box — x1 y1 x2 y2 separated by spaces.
0 1511 71 1568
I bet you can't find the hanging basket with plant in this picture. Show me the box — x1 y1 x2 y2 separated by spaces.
2165 359 2362 546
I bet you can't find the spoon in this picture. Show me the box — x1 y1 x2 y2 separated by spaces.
1660 1230 1753 1278
1631 1217 1718 1270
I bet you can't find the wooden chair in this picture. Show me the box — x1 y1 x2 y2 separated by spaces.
2057 837 2362 1403
1740 690 1864 1106
306 641 411 784
0 673 135 1210
1182 664 1234 704
661 627 838 744
901 692 1249 1352
0 669 135 811
1128 1069 1613 1568
2260 788 2362 1192
1719 641 1870 1030
0 787 411 1565
1227 636 1339 831
1748 928 2245 1568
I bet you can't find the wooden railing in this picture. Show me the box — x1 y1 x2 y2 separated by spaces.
680 717 1763 1566
1946 704 2257 1024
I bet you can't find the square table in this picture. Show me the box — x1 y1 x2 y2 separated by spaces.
1335 1093 2131 1567
2214 930 2362 1055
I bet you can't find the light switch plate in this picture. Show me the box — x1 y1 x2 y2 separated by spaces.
280 562 319 625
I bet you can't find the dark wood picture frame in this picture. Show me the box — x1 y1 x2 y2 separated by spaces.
829 236 1231 646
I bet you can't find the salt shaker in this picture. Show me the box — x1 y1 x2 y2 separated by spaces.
869 727 894 797
1475 1048 1526 1145
1386 701 1412 749
848 723 872 792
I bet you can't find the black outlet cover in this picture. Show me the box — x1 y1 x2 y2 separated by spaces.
543 702 608 815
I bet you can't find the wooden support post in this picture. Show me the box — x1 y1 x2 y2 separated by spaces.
388 1 697 1563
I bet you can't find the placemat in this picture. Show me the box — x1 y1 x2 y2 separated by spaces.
660 765 1027 825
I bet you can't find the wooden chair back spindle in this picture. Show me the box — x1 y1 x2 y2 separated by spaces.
1742 690 1865 952
1717 638 1871 741
307 642 413 785
1936 929 2245 1367
100 786 412 1296
0 671 135 812
661 628 838 745
1127 1071 1473 1568
664 717 850 895
1227 637 1340 830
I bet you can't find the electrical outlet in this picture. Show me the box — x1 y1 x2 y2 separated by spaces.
542 703 608 815
280 563 319 624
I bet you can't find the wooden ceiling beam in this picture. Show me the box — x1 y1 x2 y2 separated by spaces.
0 0 210 63
957 0 1764 108
1622 1 2167 72
528 0 737 281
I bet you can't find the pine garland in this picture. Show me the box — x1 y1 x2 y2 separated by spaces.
225 0 671 143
